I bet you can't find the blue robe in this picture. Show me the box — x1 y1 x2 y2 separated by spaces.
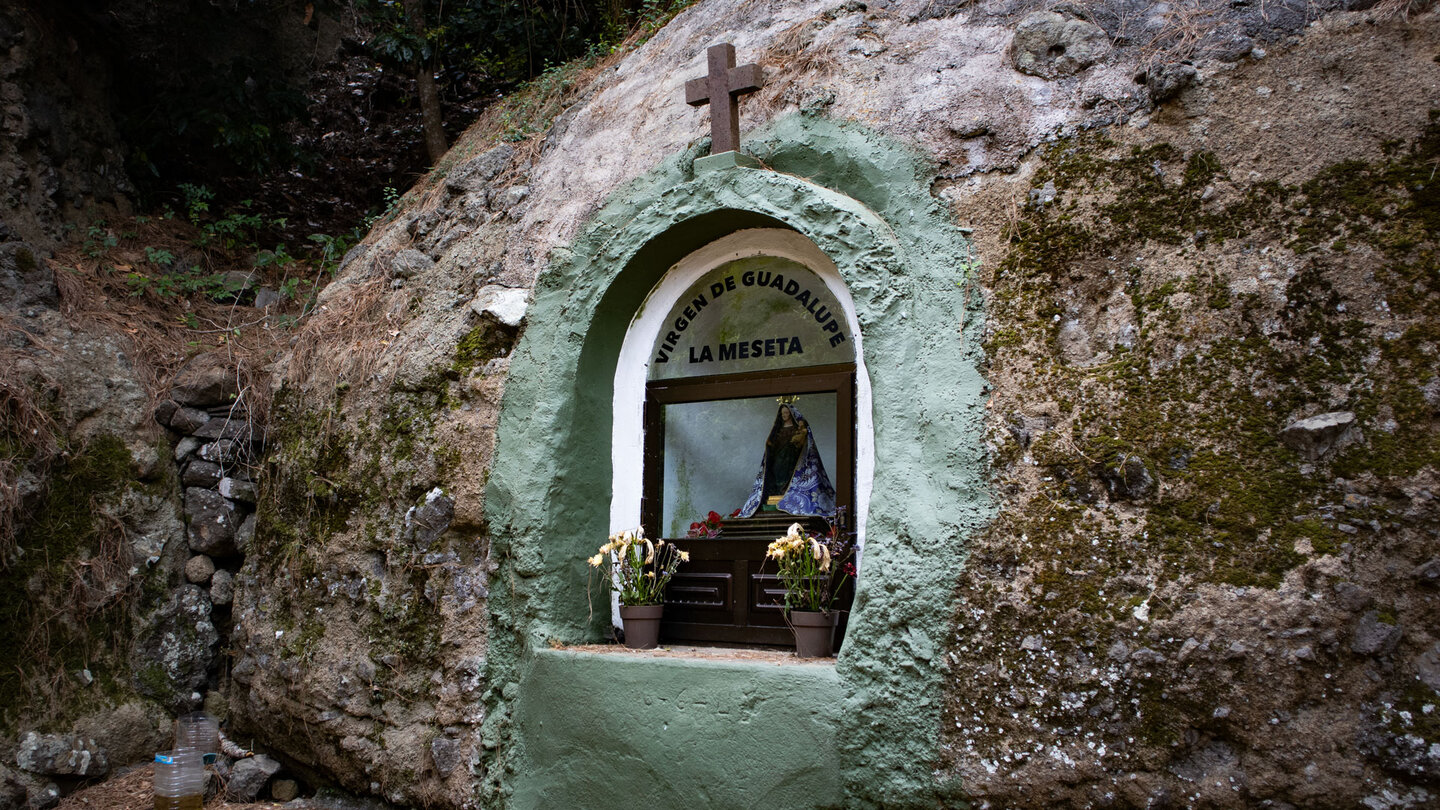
738 404 836 518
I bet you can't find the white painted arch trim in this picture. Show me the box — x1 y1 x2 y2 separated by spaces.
610 228 875 588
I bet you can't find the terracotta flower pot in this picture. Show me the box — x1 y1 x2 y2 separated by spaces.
619 604 664 649
789 610 836 658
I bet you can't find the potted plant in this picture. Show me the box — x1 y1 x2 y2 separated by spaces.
587 527 688 649
765 520 855 657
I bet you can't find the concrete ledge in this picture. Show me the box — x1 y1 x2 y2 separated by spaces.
695 150 764 174
510 647 842 809
553 642 829 665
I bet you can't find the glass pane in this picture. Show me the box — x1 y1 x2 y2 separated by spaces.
661 393 837 538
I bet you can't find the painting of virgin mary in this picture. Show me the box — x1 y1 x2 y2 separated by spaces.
737 403 837 518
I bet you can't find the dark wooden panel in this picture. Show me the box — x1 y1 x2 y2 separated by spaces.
659 622 795 646
749 571 790 628
667 572 730 608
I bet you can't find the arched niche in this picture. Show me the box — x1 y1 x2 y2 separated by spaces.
486 122 987 805
611 228 874 645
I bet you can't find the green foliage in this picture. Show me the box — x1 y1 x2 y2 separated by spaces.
84 187 357 313
253 244 295 270
357 0 623 90
278 276 308 301
364 187 403 230
144 246 176 267
124 264 227 300
196 199 285 251
119 46 309 198
498 59 590 142
82 225 118 259
179 184 214 225
307 231 358 274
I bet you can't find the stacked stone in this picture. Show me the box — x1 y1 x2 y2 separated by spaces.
152 357 263 617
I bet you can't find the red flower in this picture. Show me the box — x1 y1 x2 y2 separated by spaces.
708 511 723 523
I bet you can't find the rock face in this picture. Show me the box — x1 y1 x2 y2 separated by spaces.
185 554 217 584
1280 410 1359 458
1351 610 1403 656
169 353 240 408
270 778 299 802
71 701 171 767
1010 12 1111 78
1098 454 1155 501
14 733 108 777
0 4 133 247
216 1 1440 808
404 488 456 551
225 754 282 802
0 95 189 803
0 242 58 309
131 585 219 712
470 285 529 327
210 569 235 607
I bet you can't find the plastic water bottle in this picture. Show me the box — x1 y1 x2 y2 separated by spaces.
174 713 219 764
153 749 203 810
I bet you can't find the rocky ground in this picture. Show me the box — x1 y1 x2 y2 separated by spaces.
54 763 387 810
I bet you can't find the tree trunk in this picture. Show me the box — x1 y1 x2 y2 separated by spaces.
401 0 447 164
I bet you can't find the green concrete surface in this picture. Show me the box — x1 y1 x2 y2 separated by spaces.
510 649 842 809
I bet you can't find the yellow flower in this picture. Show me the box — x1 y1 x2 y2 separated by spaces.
678 550 690 562
645 571 656 579
643 539 656 565
588 554 604 567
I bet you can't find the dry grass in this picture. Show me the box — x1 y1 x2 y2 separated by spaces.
50 237 286 413
47 213 332 421
0 320 62 568
279 277 391 399
1139 0 1223 66
1370 0 1438 18
752 14 845 119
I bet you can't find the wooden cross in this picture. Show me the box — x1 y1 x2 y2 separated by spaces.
685 43 763 155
